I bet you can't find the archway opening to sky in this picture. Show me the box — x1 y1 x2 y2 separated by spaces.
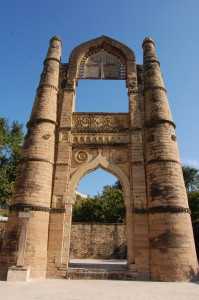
69 168 127 270
76 80 128 112
77 167 118 196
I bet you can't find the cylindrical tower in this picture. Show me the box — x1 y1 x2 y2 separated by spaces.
1 36 61 279
142 37 198 281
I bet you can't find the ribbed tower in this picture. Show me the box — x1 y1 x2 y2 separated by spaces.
142 37 198 281
0 36 61 279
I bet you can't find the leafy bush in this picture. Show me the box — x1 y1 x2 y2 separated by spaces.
73 184 125 223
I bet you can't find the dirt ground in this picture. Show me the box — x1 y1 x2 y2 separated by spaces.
0 279 199 300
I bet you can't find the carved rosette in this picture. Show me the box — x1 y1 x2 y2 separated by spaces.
75 150 89 163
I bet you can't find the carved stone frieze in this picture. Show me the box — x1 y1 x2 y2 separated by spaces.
72 133 129 145
72 113 129 133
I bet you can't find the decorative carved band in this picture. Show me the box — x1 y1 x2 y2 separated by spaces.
43 57 60 64
144 59 160 66
27 118 57 128
143 86 167 94
37 83 58 92
73 142 128 147
51 208 66 213
59 126 71 131
71 128 129 133
146 159 181 165
129 127 142 132
10 204 66 214
20 157 54 165
145 119 176 129
72 133 129 145
72 113 129 133
133 206 191 214
10 203 50 212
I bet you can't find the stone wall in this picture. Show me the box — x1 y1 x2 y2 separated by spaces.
0 221 126 259
70 223 126 259
1 220 198 261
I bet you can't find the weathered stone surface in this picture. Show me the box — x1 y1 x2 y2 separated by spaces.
70 223 126 259
0 35 198 282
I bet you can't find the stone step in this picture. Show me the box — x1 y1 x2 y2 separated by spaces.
69 262 130 271
66 268 138 280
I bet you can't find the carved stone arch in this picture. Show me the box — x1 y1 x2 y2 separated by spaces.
67 35 136 81
67 153 131 208
2 35 197 283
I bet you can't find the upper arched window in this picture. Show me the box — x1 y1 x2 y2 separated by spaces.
78 49 126 80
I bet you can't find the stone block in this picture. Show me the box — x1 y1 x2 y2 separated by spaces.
7 266 30 281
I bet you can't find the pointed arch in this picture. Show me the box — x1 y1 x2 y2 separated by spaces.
67 154 131 207
67 35 135 81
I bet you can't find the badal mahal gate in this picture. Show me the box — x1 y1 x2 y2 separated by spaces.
0 35 198 282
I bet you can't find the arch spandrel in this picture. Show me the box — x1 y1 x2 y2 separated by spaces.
67 35 136 81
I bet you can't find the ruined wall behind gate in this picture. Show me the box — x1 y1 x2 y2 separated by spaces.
70 223 126 259
0 221 127 259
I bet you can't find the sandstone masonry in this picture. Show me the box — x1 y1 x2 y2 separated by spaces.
0 36 198 281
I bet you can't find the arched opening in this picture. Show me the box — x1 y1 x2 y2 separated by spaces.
76 80 128 112
69 167 128 272
67 36 133 113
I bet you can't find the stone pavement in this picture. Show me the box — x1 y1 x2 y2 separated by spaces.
0 279 199 300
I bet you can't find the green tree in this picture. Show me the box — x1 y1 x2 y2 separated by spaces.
0 118 24 208
73 183 125 223
188 192 199 222
99 185 124 223
182 165 199 192
182 165 199 223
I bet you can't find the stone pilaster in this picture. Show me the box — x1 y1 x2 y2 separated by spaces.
128 64 149 278
0 36 61 279
142 37 198 281
47 79 76 277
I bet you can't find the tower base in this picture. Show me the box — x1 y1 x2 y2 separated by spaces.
7 266 30 282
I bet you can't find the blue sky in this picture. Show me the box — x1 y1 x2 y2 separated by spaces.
0 1 199 195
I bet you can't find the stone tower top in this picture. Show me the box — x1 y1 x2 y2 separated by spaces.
50 35 62 44
142 37 156 48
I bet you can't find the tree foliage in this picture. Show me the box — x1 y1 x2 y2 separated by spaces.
182 165 199 193
0 118 24 208
73 166 199 223
0 117 199 224
182 165 199 222
73 184 125 223
188 192 199 222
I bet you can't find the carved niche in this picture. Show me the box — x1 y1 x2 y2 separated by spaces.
78 49 126 80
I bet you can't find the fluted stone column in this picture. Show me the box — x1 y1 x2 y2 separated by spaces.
1 36 61 279
142 37 198 281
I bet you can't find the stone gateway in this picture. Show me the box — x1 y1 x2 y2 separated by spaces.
0 36 198 281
